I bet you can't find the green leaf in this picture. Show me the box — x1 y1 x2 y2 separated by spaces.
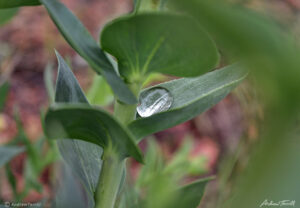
0 81 9 111
0 8 18 25
45 104 143 163
53 164 89 208
0 146 25 168
172 177 213 208
129 64 247 141
54 52 102 201
40 0 137 104
0 0 39 8
55 52 88 104
101 13 219 81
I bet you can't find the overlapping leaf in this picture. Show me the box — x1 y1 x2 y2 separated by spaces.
0 0 39 8
45 104 143 163
53 164 90 208
51 52 102 206
101 13 219 80
47 52 142 160
129 64 247 141
40 0 137 104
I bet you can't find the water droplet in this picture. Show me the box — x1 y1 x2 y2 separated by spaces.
137 87 173 118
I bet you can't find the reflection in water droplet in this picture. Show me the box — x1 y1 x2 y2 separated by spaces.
137 87 173 118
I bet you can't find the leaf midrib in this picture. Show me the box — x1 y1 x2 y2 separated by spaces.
134 69 247 121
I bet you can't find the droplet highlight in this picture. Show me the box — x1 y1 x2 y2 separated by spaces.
137 87 173 118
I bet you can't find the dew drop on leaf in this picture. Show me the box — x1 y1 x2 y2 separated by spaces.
137 87 173 118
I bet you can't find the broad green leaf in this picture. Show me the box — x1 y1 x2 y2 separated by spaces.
129 64 247 141
0 0 39 8
171 177 212 208
0 146 25 168
45 104 143 163
54 52 102 203
101 13 219 81
40 0 137 104
0 8 18 25
0 81 9 111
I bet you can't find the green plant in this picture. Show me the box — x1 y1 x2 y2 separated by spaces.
9 0 300 207
119 138 209 208
0 0 247 207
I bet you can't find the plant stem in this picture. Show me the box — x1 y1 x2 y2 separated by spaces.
114 80 142 125
95 81 142 208
95 148 125 208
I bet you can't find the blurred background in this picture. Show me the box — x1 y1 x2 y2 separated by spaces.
0 0 300 207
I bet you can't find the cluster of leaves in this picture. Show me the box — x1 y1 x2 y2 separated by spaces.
0 0 248 207
120 138 209 208
47 48 244 208
4 0 299 207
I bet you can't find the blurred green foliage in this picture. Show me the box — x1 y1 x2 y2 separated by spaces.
0 8 18 26
168 0 300 207
0 112 58 203
0 81 9 111
0 0 39 9
120 138 210 208
87 76 114 107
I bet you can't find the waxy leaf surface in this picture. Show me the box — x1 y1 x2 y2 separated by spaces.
101 13 219 80
129 64 247 141
45 104 143 163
